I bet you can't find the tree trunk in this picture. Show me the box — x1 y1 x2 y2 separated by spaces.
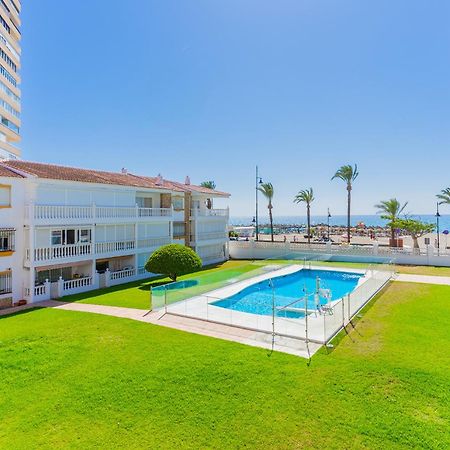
269 206 274 242
412 235 419 249
307 204 311 244
391 225 395 243
347 186 351 244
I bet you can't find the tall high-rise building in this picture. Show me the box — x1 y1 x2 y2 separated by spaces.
0 0 20 160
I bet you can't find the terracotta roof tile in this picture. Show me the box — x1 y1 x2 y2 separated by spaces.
0 160 230 196
0 163 25 178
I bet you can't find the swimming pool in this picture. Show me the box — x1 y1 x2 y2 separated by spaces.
211 269 362 318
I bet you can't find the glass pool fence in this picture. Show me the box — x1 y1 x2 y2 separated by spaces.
151 255 395 345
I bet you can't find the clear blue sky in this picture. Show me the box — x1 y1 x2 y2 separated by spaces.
21 1 450 216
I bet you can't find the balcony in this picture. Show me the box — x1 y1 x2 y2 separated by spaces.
191 208 229 219
26 204 173 225
95 240 135 256
26 243 92 265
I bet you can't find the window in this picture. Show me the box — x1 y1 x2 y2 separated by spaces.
0 227 14 252
0 47 16 72
0 14 10 34
172 197 184 210
79 229 91 243
0 270 11 294
0 78 19 102
36 267 71 284
136 197 153 208
0 115 19 133
52 228 91 246
51 230 62 246
0 63 16 86
0 184 10 207
0 97 19 118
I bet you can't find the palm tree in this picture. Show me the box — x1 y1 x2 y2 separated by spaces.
375 198 408 244
294 188 315 244
332 164 359 244
200 181 216 209
257 182 275 242
437 188 450 206
200 181 216 190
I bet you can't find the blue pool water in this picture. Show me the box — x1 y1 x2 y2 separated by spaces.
212 269 362 318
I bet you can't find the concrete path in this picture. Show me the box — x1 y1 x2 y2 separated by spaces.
28 300 320 359
396 274 450 286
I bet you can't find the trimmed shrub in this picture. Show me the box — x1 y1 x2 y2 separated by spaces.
145 244 202 281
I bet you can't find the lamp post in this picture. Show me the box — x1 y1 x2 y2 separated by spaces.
327 208 331 241
436 202 441 255
255 166 263 241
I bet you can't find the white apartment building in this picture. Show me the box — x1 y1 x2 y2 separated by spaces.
0 160 230 308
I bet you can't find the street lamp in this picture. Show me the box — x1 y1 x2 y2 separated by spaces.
327 208 331 241
255 166 263 241
436 202 441 255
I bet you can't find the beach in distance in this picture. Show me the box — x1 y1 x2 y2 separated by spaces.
231 214 450 230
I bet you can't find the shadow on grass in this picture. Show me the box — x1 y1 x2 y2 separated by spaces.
0 306 45 320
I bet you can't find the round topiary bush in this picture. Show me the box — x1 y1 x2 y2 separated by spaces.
145 244 202 281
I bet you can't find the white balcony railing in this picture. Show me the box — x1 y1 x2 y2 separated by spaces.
34 284 47 296
28 204 173 222
63 276 93 292
191 208 229 218
33 205 93 221
95 240 135 254
110 268 136 281
30 243 92 262
27 236 172 263
137 237 172 249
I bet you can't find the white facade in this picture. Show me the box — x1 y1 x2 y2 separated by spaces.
0 171 229 307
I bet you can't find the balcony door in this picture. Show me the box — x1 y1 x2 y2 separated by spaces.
51 228 91 246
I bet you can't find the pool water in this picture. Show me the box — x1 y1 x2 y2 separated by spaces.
211 269 362 318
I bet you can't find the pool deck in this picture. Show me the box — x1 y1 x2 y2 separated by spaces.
166 264 370 346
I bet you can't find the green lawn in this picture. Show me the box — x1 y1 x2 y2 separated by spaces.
0 282 449 449
63 260 262 309
62 259 450 310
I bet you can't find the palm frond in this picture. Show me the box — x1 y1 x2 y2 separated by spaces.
437 188 450 205
293 188 314 205
200 180 216 190
331 164 359 184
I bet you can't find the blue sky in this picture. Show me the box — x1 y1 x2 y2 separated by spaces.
21 1 450 216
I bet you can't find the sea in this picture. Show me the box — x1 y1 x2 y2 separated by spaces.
230 214 450 231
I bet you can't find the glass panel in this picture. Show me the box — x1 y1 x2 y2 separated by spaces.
51 230 62 246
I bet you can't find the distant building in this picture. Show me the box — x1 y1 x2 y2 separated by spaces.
0 0 21 160
232 226 255 238
0 160 230 307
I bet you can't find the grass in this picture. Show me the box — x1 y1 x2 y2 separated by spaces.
0 282 449 449
63 260 261 310
62 259 450 310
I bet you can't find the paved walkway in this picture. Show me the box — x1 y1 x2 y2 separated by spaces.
396 274 450 286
